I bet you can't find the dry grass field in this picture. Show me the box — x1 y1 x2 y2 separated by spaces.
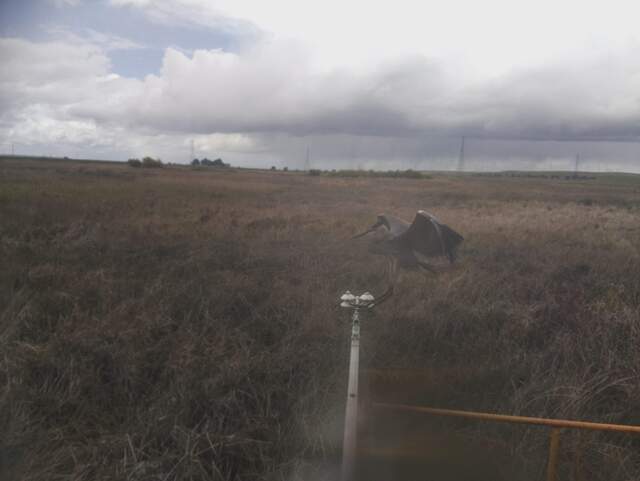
1 157 640 480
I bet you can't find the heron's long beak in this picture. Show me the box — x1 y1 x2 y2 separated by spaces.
351 228 374 239
351 220 382 239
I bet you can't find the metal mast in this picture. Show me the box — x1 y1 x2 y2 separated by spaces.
339 291 375 481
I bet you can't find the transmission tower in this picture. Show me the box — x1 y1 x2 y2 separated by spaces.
305 145 310 171
456 136 466 172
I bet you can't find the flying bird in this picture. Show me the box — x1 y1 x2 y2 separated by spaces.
352 210 464 299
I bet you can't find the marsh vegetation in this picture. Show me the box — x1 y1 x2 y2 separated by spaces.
1 157 639 480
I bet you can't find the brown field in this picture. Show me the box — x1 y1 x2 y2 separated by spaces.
1 157 640 480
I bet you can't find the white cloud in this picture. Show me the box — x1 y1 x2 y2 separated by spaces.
0 38 264 162
0 38 110 84
0 37 111 114
108 0 640 75
0 38 118 153
7 105 101 145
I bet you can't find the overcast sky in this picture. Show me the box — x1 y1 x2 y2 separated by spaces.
1 0 639 171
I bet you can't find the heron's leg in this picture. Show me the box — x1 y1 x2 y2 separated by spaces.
391 258 398 285
373 286 394 306
447 250 456 263
390 258 399 292
385 257 398 289
375 258 396 302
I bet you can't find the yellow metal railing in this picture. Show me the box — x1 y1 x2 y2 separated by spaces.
373 402 640 481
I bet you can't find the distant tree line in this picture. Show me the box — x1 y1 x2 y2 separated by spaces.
126 156 231 169
127 157 164 168
308 169 431 179
473 172 596 180
191 158 229 168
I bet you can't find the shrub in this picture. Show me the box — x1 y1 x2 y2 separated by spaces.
142 157 163 168
191 158 200 166
200 158 229 168
325 169 431 179
127 158 142 168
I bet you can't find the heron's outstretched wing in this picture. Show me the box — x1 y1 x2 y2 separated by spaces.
380 214 411 238
352 213 410 239
396 211 463 261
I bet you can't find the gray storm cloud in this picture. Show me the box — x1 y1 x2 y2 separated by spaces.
64 42 640 142
1 36 639 170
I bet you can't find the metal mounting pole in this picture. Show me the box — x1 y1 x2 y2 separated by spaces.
546 428 562 481
342 308 360 481
340 291 374 481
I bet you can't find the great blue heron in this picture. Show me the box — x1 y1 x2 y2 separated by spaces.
352 210 464 300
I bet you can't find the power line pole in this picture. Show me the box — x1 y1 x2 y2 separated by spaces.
456 136 466 172
574 153 580 178
190 139 195 161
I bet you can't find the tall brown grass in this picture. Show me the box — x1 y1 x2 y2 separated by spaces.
1 158 639 480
